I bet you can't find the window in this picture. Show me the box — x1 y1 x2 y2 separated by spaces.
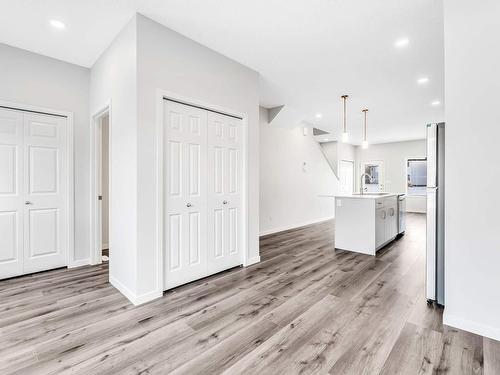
407 158 427 196
360 161 384 192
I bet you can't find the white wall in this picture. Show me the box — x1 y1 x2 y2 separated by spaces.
90 13 260 301
338 142 356 164
318 141 356 180
260 108 337 235
356 140 427 212
319 141 339 177
90 16 138 296
135 14 260 295
443 0 500 340
0 43 91 264
2 12 259 303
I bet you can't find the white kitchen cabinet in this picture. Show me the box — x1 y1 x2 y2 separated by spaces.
376 208 386 248
376 202 398 249
386 203 398 240
335 194 399 256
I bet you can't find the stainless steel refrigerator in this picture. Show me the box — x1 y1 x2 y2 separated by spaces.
426 122 445 306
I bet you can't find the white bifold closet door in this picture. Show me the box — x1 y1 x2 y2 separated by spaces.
207 112 242 274
164 101 208 289
0 108 68 279
164 100 243 290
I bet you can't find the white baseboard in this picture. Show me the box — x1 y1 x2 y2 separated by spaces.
134 289 163 306
443 311 500 341
244 256 261 267
110 276 163 306
259 216 334 237
67 258 91 268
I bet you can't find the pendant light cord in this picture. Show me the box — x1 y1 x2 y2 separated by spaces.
341 95 348 133
363 108 368 141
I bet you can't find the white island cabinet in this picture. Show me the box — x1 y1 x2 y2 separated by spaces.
334 194 399 255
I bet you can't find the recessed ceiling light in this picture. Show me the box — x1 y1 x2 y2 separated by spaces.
394 38 409 48
431 100 441 106
315 113 323 119
50 19 66 29
417 77 429 85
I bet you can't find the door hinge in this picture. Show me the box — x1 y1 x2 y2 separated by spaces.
98 195 103 201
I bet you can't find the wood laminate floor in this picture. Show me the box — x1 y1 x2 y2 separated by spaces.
1 213 499 374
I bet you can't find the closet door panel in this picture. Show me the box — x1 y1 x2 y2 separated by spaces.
214 208 224 258
164 100 208 289
207 112 243 274
0 108 23 279
23 113 68 274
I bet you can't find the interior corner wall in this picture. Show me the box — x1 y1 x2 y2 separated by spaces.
337 142 356 164
443 0 500 340
135 14 260 296
90 15 138 297
259 107 337 235
0 43 90 264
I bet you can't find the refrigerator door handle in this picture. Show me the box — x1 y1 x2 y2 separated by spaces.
426 187 438 302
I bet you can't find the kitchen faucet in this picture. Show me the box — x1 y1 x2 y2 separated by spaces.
359 173 372 194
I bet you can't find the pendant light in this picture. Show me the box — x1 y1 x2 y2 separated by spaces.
362 108 369 149
341 95 349 142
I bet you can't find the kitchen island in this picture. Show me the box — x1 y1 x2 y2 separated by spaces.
334 193 400 255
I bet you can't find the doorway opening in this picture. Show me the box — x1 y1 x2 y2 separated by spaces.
91 106 111 266
99 113 110 262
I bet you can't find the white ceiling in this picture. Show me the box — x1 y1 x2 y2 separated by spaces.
0 0 444 144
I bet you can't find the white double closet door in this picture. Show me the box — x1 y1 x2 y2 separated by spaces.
0 107 68 279
164 100 243 290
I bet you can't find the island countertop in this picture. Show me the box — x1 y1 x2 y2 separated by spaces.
319 193 401 200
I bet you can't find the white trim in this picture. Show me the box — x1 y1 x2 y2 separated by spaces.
0 100 75 270
110 276 163 306
444 312 500 342
90 101 112 266
156 89 250 293
259 216 335 237
133 289 163 306
68 259 91 268
244 256 261 267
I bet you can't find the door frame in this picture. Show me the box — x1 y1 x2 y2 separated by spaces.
89 101 112 265
156 89 249 292
0 100 75 267
338 159 355 193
